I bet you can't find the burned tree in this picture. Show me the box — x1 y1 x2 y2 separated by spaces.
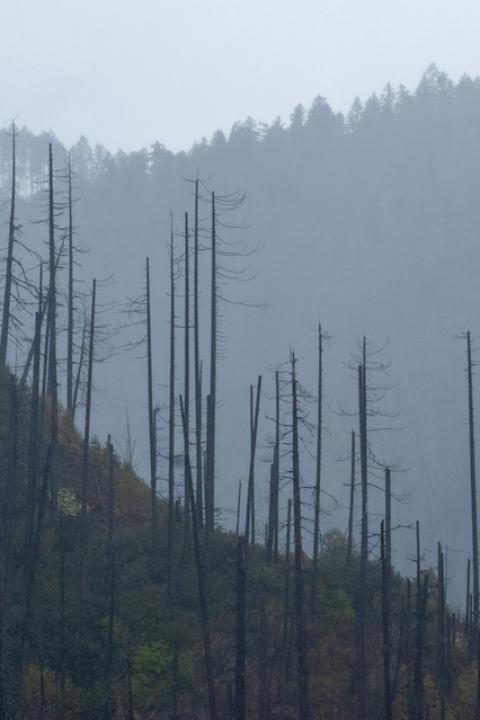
180 395 218 720
167 223 177 599
146 257 159 579
291 353 310 720
244 376 262 545
0 122 18 366
80 278 96 599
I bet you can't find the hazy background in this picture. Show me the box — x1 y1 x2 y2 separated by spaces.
1 0 480 151
1 1 480 609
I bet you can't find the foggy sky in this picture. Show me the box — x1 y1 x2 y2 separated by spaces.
1 0 479 152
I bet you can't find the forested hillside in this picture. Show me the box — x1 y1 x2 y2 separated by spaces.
4 65 480 592
0 368 478 719
2 64 480 718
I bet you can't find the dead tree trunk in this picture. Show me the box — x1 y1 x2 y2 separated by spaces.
437 542 446 720
179 395 218 720
244 376 262 545
105 436 116 719
279 496 293 700
47 143 58 508
66 154 74 413
267 371 280 561
72 313 87 421
467 559 471 641
358 354 368 720
146 258 159 579
236 481 242 536
311 324 323 613
381 520 393 720
291 354 310 720
0 121 17 365
167 225 176 600
184 213 191 540
412 520 426 720
0 376 18 716
467 331 479 637
193 179 203 526
24 312 41 573
347 430 356 566
205 192 217 539
80 278 96 600
58 506 66 720
273 370 280 561
234 535 247 720
385 468 392 571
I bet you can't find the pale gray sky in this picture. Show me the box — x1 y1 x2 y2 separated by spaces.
1 0 479 152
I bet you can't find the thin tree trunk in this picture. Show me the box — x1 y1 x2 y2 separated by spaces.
193 179 203 526
179 395 218 720
280 497 292 699
291 354 310 720
58 509 65 720
437 542 446 720
72 313 87 421
234 535 246 720
184 213 191 542
105 436 116 719
245 377 262 545
466 559 471 641
0 121 17 365
385 467 392 573
381 521 392 720
267 371 280 560
273 370 280 561
24 312 41 572
267 463 275 560
358 355 368 720
236 481 242 536
310 324 323 614
467 331 479 637
347 430 356 566
0 376 18 716
206 192 217 539
47 143 58 509
146 258 159 579
412 520 425 720
167 224 176 600
66 154 74 413
80 279 96 600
